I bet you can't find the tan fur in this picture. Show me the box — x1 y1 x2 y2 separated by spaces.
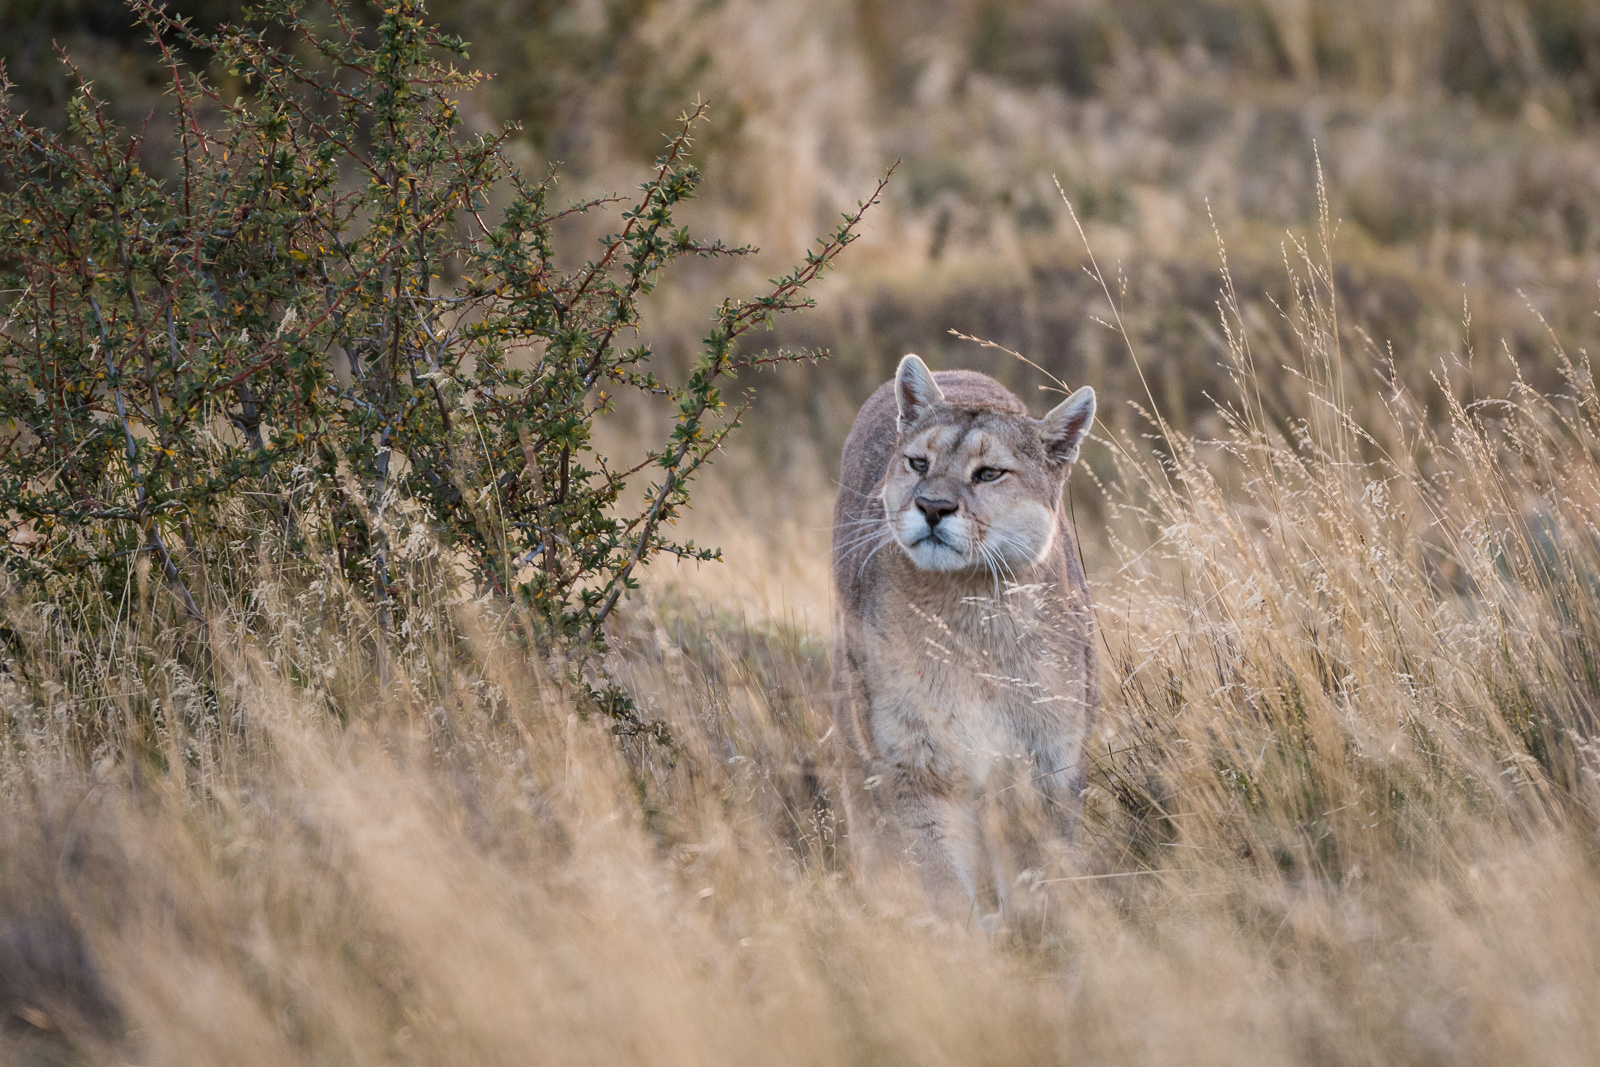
831 355 1099 919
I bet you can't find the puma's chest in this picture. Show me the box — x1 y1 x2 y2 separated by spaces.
858 593 1087 764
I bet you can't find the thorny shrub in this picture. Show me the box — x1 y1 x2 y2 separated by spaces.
0 0 885 732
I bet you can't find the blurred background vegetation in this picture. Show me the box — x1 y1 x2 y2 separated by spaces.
10 0 1600 462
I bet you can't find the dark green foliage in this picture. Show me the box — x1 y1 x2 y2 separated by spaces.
0 0 882 714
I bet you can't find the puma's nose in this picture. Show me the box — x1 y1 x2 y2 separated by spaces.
914 496 958 527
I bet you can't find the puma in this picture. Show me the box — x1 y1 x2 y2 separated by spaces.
831 354 1098 919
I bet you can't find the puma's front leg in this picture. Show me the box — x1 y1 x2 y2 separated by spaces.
1028 732 1087 848
890 777 984 919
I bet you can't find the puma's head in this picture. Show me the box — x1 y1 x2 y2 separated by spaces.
882 353 1095 574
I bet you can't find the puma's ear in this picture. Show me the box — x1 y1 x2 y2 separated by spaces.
895 353 945 433
1039 386 1096 466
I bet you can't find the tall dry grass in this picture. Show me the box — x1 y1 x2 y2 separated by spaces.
6 195 1600 1065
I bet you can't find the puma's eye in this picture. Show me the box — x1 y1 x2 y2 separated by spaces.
907 456 929 474
973 467 1005 483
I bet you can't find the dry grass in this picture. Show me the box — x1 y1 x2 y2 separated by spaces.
7 0 1600 1061
4 188 1600 1066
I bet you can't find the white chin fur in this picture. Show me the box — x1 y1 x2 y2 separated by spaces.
900 538 973 572
894 513 974 572
892 506 1057 573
